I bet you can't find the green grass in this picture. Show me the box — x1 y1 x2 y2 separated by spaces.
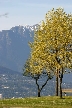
0 96 72 108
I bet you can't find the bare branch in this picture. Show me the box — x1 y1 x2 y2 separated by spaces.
0 13 8 17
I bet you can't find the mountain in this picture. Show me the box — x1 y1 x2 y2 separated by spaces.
0 24 38 72
0 66 20 74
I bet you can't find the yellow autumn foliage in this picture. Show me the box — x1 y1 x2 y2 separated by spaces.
29 8 72 75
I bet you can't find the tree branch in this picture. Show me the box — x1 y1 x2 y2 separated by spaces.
36 78 40 90
40 76 49 91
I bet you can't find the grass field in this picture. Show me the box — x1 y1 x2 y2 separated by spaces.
0 96 72 108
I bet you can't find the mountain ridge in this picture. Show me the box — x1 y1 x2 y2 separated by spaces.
0 65 20 74
0 24 38 72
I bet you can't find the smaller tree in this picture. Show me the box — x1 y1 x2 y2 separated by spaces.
23 58 53 97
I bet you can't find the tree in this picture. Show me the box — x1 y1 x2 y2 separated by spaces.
23 58 53 97
29 8 72 98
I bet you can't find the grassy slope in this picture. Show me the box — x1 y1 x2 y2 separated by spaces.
0 96 72 108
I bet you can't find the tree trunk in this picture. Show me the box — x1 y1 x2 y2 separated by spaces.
60 77 62 98
38 89 41 97
35 76 49 97
56 69 58 96
36 78 41 97
60 67 63 98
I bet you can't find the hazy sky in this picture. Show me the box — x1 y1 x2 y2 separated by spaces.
0 0 72 31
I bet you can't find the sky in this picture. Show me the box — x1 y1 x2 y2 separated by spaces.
0 0 72 31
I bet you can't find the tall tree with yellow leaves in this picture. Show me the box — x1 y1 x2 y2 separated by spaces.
24 8 72 98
